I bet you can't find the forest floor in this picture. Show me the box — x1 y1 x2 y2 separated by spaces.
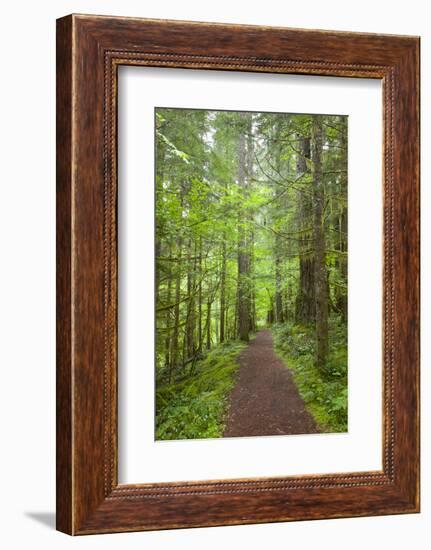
224 330 319 437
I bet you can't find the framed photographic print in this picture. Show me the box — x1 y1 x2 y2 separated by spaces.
56 14 420 535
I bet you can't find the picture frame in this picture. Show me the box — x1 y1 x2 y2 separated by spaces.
56 14 420 535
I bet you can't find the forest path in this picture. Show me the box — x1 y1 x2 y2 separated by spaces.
224 330 319 437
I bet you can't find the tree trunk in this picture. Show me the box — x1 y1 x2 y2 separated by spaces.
273 120 284 324
296 255 315 323
312 116 328 370
164 243 172 374
295 134 316 324
198 236 203 351
237 113 250 342
170 235 182 377
336 209 348 321
155 238 161 308
336 117 348 322
206 299 212 350
185 238 196 359
220 238 226 343
247 226 256 332
274 237 284 323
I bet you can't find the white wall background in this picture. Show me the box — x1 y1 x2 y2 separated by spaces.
0 1 427 548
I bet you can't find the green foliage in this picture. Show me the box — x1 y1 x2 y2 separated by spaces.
157 132 191 163
272 319 348 432
156 341 246 440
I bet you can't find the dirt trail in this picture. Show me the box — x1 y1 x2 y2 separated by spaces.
224 330 319 437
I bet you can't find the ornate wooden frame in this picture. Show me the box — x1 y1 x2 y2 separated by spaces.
56 14 420 535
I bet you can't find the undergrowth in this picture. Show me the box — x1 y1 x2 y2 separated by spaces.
155 341 246 440
272 319 348 433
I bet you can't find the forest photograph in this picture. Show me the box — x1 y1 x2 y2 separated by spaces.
155 107 348 441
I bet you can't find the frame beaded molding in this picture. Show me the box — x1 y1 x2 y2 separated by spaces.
102 50 395 499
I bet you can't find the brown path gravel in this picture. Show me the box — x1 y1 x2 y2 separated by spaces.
224 329 319 437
